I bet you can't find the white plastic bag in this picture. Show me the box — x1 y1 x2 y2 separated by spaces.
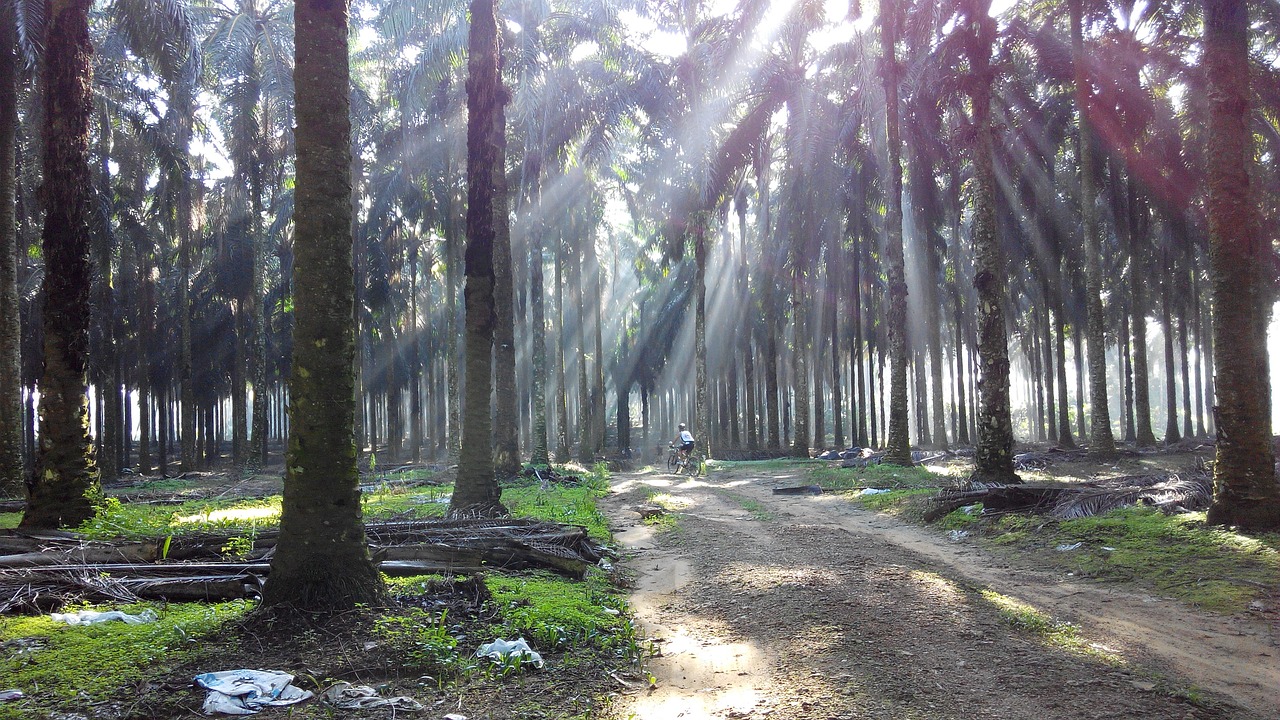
194 669 312 715
475 638 544 668
50 609 158 626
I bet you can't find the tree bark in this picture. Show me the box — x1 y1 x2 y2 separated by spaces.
21 0 99 529
451 0 508 516
528 157 549 466
1071 0 1115 457
966 0 1019 484
1161 263 1180 444
880 4 912 465
1203 0 1279 530
0 11 22 494
492 84 519 476
263 0 385 610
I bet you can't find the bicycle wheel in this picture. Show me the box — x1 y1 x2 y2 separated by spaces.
684 453 702 477
667 452 679 473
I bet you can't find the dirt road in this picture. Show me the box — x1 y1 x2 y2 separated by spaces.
601 465 1278 720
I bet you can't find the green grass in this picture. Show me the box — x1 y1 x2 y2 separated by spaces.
0 513 18 530
0 600 250 719
808 462 958 491
724 492 774 521
1051 508 1279 613
978 590 1120 664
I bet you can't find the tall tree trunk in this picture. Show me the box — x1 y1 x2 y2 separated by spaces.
1179 302 1193 440
528 162 549 466
694 215 711 458
1131 216 1156 446
830 266 844 450
1203 0 1279 530
409 243 423 464
175 83 197 473
135 235 152 476
1192 270 1207 437
263 0 384 609
1161 265 1180 444
1071 0 1116 456
250 157 268 468
966 0 1019 484
554 232 569 460
451 0 508 516
880 3 912 465
1041 289 1058 443
0 12 23 494
1120 312 1135 442
492 96 518 475
445 185 462 457
953 289 969 445
90 112 119 484
22 0 99 528
1054 290 1075 448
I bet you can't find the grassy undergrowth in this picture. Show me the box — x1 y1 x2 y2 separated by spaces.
0 463 637 717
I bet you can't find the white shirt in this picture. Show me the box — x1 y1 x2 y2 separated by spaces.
679 430 694 443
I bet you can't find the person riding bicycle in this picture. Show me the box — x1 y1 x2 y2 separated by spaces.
674 423 695 458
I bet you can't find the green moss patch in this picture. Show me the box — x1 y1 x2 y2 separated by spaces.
0 600 250 719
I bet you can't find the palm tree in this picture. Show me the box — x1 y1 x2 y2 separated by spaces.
1202 0 1280 531
880 0 912 465
263 0 385 610
450 0 507 516
964 0 1019 484
1070 0 1116 457
0 5 23 495
21 0 99 528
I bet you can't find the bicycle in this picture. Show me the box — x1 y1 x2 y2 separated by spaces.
666 444 683 473
667 443 703 477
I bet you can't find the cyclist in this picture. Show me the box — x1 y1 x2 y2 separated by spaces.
674 423 695 459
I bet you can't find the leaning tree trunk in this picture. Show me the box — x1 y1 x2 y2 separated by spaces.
450 0 508 516
262 0 385 610
1071 0 1116 457
21 0 99 529
1203 0 1280 531
880 3 912 465
966 0 1019 485
0 11 22 495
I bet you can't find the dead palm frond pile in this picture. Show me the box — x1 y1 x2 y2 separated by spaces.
0 518 609 614
923 466 1214 523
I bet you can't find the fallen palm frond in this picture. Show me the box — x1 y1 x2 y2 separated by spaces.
924 467 1214 523
0 518 611 613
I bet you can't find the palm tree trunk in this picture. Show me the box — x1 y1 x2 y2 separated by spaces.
451 0 508 516
554 232 569 461
880 3 912 465
1161 266 1180 444
263 0 384 609
966 0 1018 484
694 215 711 458
1071 0 1115 456
492 99 518 475
528 159 549 466
1041 291 1058 443
1054 288 1075 448
1120 312 1135 442
0 12 21 494
409 243 423 464
1203 0 1279 530
21 0 98 528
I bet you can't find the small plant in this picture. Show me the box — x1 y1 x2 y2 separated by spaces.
220 531 255 560
373 609 460 672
